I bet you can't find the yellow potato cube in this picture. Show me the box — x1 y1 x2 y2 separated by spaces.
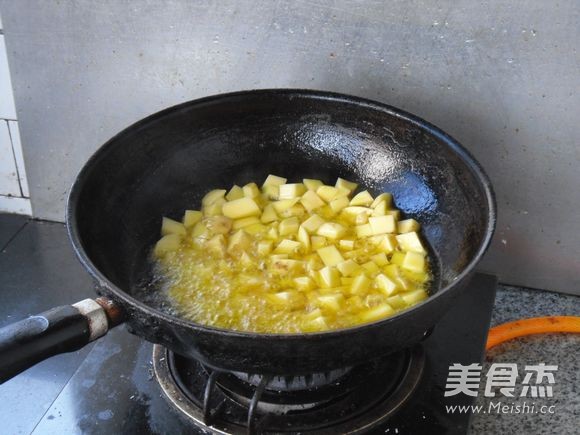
316 294 344 312
272 198 299 213
245 223 267 235
225 185 244 201
375 234 398 253
384 265 410 290
206 216 233 234
376 273 398 296
336 259 362 277
317 205 336 219
202 189 227 206
361 261 380 275
300 190 325 212
316 185 340 202
338 239 355 251
266 291 305 309
279 183 306 199
329 196 350 213
298 226 310 252
279 204 306 218
395 232 426 254
335 177 358 193
390 251 406 266
270 259 304 275
266 226 279 240
203 198 225 216
243 182 261 198
371 253 389 266
317 222 347 239
359 304 394 323
311 236 327 251
355 223 373 238
371 201 387 216
401 289 428 305
368 215 396 235
222 197 261 219
318 266 341 288
371 192 393 208
154 234 182 257
262 174 287 187
260 203 278 223
341 277 354 286
261 184 279 200
233 216 260 230
350 190 374 206
401 251 426 273
191 221 209 239
317 245 344 267
354 212 369 225
293 276 316 291
303 315 328 331
227 230 252 254
398 218 421 234
305 254 324 272
257 240 273 256
279 217 300 236
386 209 401 220
302 214 326 233
303 178 324 191
350 274 371 295
206 234 226 257
386 295 406 309
342 206 373 221
161 217 187 236
182 210 202 228
274 239 302 254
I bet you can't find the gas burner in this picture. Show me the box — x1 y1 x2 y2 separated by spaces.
153 345 425 434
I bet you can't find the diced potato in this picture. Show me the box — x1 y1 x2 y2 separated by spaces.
354 212 369 225
266 226 279 240
341 277 354 286
368 215 396 235
401 269 430 284
317 222 347 239
183 210 202 228
316 185 340 202
390 251 406 266
298 226 310 252
386 209 401 220
375 234 398 253
233 216 260 230
191 221 209 239
316 294 344 312
371 201 387 216
272 198 299 213
225 185 244 201
300 190 325 212
301 214 326 233
303 315 328 331
261 185 279 200
317 245 344 267
318 266 341 288
398 219 421 234
303 178 324 191
279 217 300 236
311 236 327 251
274 239 302 254
206 216 233 234
305 254 324 272
206 234 226 257
203 198 225 216
222 197 261 219
371 192 393 208
266 291 305 309
270 259 304 275
361 261 380 275
243 182 261 198
395 232 426 254
260 204 278 223
279 204 306 218
263 174 287 187
240 251 254 267
401 251 426 273
336 259 362 277
376 273 398 296
355 223 373 238
384 265 410 290
386 294 406 309
338 239 355 251
154 234 182 257
329 196 350 213
279 183 306 199
202 189 227 206
257 240 273 256
350 274 371 295
317 205 336 219
371 253 389 266
335 177 358 193
350 190 374 206
161 217 187 236
342 206 373 222
359 304 394 323
227 230 252 254
401 289 428 305
294 276 316 291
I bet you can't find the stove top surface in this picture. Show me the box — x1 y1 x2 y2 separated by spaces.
20 273 495 434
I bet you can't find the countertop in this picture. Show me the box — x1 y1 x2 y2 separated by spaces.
0 215 578 434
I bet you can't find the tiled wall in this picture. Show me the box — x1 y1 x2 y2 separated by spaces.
0 14 31 215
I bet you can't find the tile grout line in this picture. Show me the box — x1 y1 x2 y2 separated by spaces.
0 219 28 252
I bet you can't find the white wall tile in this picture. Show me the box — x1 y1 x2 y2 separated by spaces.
0 35 17 119
0 195 31 215
7 121 29 197
0 120 20 196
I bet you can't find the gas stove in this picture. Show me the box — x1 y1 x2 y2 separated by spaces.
27 273 496 434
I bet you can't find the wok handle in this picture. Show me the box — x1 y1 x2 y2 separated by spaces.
0 298 124 384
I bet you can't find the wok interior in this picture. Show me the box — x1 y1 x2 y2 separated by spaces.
73 92 491 314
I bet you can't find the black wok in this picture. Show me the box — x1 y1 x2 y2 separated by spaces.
0 89 495 382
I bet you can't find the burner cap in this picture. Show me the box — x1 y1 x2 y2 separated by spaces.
153 345 424 434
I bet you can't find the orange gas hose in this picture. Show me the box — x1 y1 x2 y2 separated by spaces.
486 316 580 350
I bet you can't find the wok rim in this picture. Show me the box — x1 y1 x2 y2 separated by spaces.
66 88 497 339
